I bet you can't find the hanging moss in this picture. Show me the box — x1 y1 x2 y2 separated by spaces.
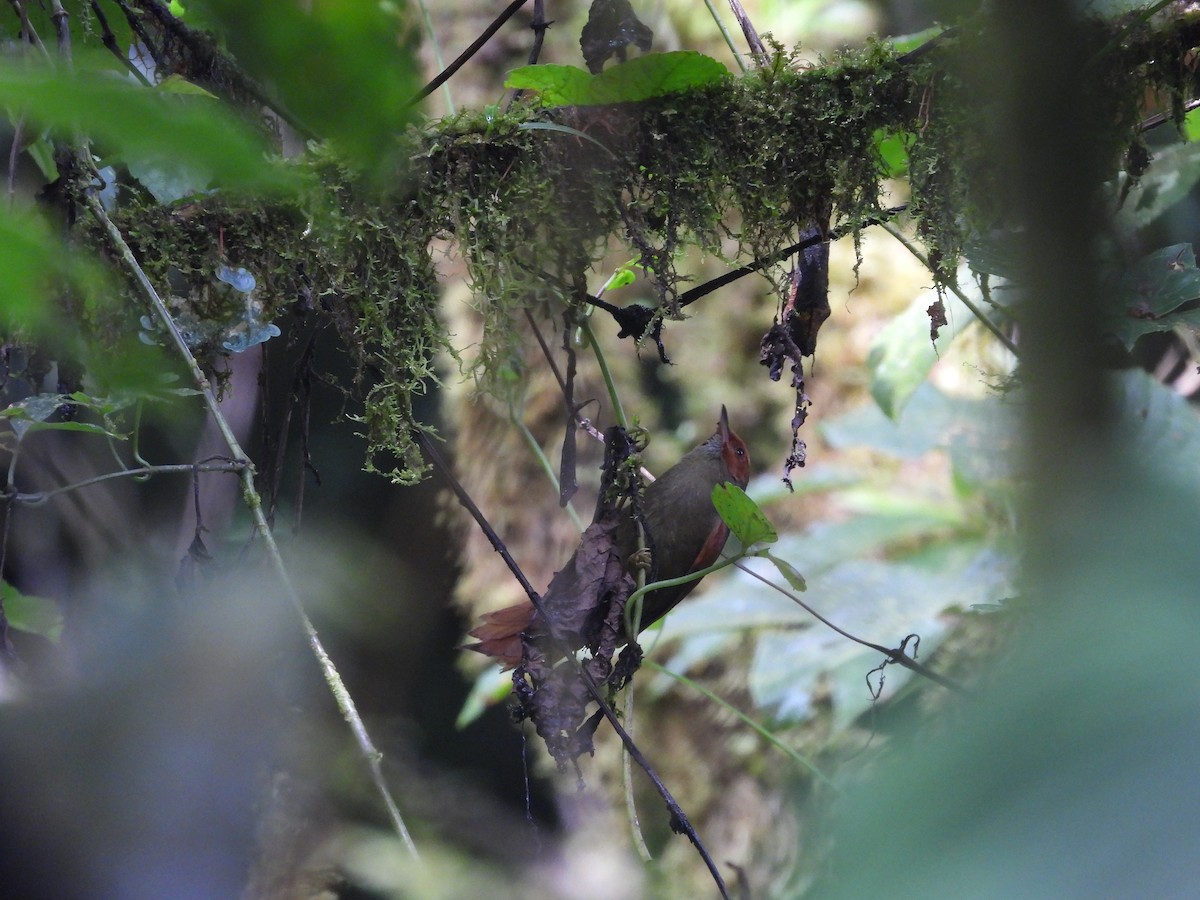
78 15 1200 484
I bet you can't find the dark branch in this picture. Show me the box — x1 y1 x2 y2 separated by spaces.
411 0 529 106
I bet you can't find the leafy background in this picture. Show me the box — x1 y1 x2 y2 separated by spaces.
2 1 1200 898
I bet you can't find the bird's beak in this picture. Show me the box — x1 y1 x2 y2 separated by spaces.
719 405 730 441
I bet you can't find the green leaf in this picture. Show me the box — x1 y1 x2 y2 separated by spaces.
26 137 57 181
1115 368 1200 495
606 265 638 291
4 583 64 643
506 51 729 106
747 551 1007 724
455 666 512 729
712 482 777 547
2 393 127 440
0 56 301 195
1119 143 1200 229
2 393 91 420
874 128 912 178
888 27 949 53
0 210 82 331
867 285 977 419
1187 105 1200 141
506 65 593 106
192 0 420 171
760 550 807 592
153 74 219 99
1107 244 1200 348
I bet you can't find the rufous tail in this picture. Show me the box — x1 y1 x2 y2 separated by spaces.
464 601 535 670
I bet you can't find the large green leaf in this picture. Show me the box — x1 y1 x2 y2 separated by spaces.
0 206 108 333
748 544 1011 725
506 51 729 106
712 482 777 548
1108 243 1200 348
867 283 978 419
0 56 300 194
191 0 420 170
3 582 64 643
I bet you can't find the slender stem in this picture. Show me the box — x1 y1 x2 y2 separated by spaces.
625 556 737 638
883 223 1020 357
701 0 749 73
730 555 966 693
88 0 152 84
415 0 455 115
1088 0 1175 71
4 460 247 506
7 115 23 205
621 685 653 861
581 318 627 429
9 0 52 61
84 191 422 863
410 0 529 106
724 0 767 64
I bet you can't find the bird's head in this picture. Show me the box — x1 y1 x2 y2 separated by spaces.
718 405 751 487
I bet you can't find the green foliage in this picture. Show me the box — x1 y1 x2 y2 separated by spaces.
2 582 64 642
712 482 778 547
0 393 124 441
0 55 299 195
1118 142 1200 227
1 7 1192 490
666 382 1017 726
0 205 105 335
812 390 1200 896
1108 243 1200 347
190 0 421 173
505 51 730 106
867 285 979 419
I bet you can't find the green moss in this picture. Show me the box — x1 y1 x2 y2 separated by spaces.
77 17 1198 483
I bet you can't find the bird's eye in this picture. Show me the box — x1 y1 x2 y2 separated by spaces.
736 447 745 456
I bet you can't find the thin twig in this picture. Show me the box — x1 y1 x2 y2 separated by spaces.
724 0 767 64
114 0 162 67
417 429 731 900
88 0 152 85
132 0 314 137
677 206 909 310
529 207 909 336
701 0 749 73
415 0 455 115
83 190 422 863
621 685 653 861
7 116 23 206
410 0 529 106
2 460 247 506
512 415 584 531
48 0 71 61
1139 97 1200 133
9 0 51 60
526 0 550 65
730 556 966 694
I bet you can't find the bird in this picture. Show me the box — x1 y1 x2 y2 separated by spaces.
467 406 751 669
